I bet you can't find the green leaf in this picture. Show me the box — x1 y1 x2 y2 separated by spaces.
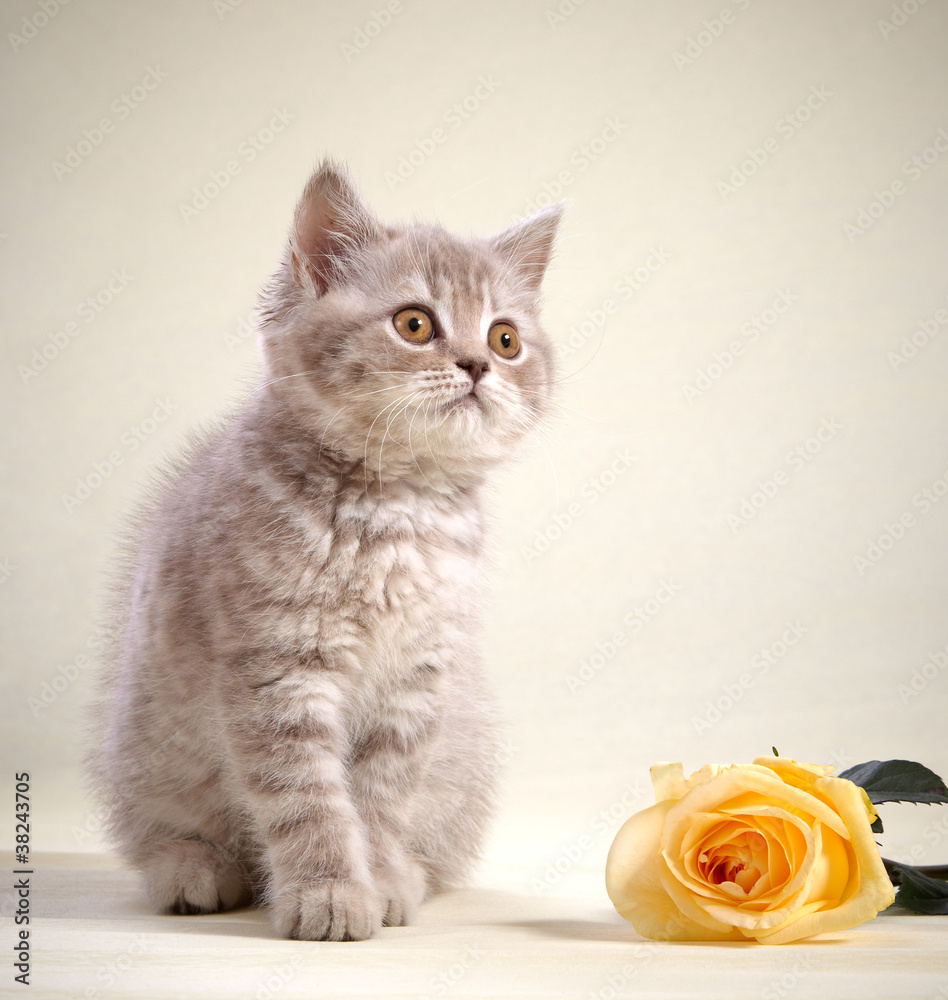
870 814 884 834
837 760 948 804
892 864 948 915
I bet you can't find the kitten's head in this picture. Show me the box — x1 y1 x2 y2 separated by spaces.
259 160 561 484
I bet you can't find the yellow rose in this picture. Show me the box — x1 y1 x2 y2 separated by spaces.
606 756 895 944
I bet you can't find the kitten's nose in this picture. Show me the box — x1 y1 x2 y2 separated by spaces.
456 357 489 384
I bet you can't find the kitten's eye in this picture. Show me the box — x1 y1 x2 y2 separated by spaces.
393 308 435 344
488 322 521 360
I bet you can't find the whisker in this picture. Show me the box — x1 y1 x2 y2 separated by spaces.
406 393 438 491
363 393 411 492
258 369 321 391
553 327 612 384
377 389 427 490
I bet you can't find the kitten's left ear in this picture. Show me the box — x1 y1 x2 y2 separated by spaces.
490 204 564 293
290 159 383 295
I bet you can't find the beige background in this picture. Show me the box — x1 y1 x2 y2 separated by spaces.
3 0 948 911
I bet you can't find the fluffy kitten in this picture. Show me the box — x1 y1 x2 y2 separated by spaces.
91 161 561 941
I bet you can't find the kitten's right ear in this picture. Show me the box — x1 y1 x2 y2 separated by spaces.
289 160 382 295
490 203 564 294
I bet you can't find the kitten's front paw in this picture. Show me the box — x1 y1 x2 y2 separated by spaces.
143 838 250 915
375 851 428 928
271 879 382 941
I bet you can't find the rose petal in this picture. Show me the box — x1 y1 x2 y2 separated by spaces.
741 814 811 905
606 800 743 941
662 777 848 932
803 822 851 905
742 816 800 900
681 819 772 901
650 762 687 802
656 853 749 938
696 819 822 931
753 757 834 791
667 805 813 908
746 777 895 944
754 757 878 832
679 815 749 896
683 763 736 791
663 768 851 847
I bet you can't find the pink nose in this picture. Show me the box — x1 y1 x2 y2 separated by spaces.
456 357 489 384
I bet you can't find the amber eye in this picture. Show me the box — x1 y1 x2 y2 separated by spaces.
488 322 520 359
393 308 435 344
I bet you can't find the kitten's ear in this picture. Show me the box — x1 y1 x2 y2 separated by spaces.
490 204 563 293
289 160 383 295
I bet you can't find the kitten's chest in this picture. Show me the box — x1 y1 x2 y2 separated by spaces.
277 484 484 667
333 491 480 607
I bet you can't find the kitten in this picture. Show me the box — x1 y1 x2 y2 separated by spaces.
90 161 561 941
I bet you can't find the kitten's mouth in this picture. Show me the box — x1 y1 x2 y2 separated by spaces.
442 388 483 413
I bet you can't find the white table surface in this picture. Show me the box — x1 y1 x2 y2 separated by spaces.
6 852 946 1000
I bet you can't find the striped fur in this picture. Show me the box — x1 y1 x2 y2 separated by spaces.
89 161 561 940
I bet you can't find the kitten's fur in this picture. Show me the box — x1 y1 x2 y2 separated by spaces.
90 161 560 941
